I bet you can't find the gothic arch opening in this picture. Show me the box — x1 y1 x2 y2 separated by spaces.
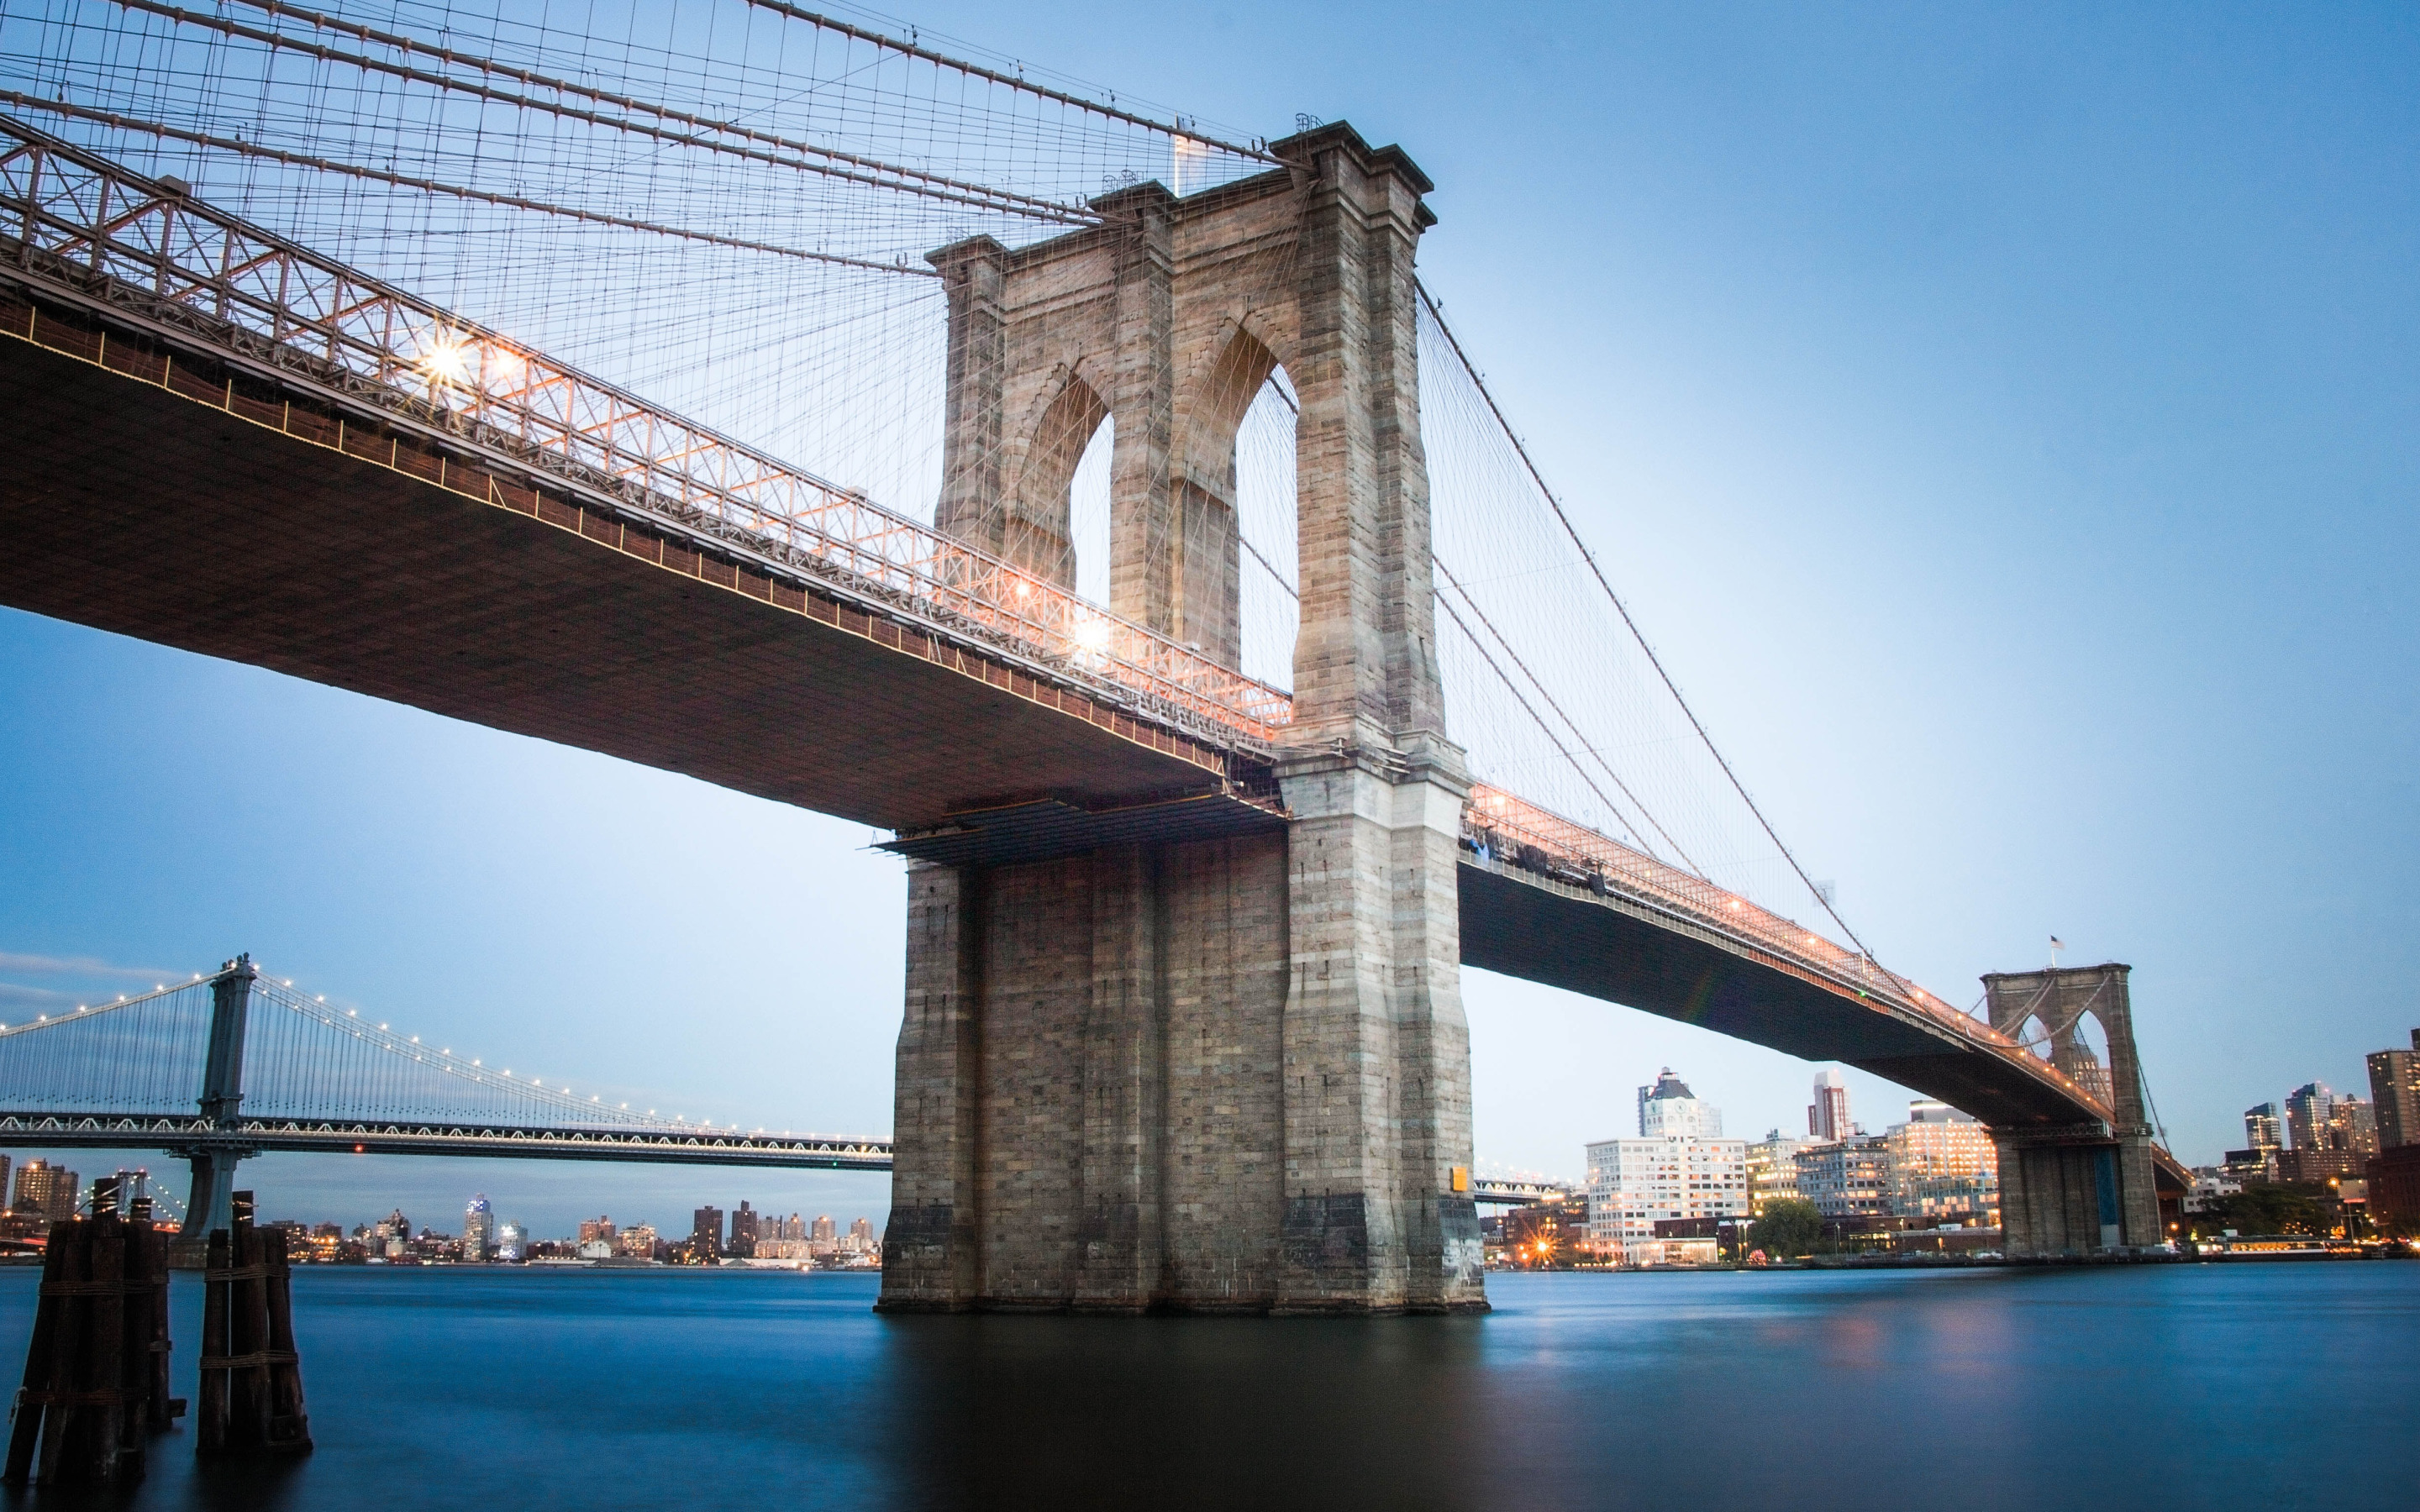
1002 370 1108 589
1179 324 1299 681
1068 412 1114 606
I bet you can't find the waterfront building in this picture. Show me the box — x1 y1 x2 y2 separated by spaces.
2186 1168 2243 1212
2221 1147 2278 1184
1503 1192 1589 1268
1807 1069 1851 1142
848 1216 875 1250
1744 1132 1802 1215
1881 1101 1998 1225
1585 1113 1749 1253
1637 1068 1721 1138
10 1158 76 1222
1795 1135 1891 1221
616 1223 658 1258
729 1200 760 1257
463 1195 497 1260
692 1205 723 1252
2370 1144 2420 1234
810 1214 839 1256
2369 1032 2420 1149
497 1221 529 1261
578 1215 615 1246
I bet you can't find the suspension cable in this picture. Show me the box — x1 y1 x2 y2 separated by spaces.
1434 558 1705 874
1 93 932 276
109 0 1097 225
219 0 1095 223
739 0 1276 163
1414 279 1879 959
1434 591 1660 856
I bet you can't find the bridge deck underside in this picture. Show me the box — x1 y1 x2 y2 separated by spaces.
1459 860 2096 1130
0 330 1253 837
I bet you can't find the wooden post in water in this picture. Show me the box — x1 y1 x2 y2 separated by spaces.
195 1192 311 1458
2 1179 178 1486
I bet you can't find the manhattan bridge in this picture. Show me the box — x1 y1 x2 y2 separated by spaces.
0 0 2185 1310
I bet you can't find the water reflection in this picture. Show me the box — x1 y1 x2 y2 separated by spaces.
0 1265 2409 1509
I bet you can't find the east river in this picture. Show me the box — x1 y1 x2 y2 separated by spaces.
1 1261 2412 1509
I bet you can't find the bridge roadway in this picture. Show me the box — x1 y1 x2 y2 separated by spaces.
0 124 2182 1183
0 1110 1552 1199
0 1112 894 1171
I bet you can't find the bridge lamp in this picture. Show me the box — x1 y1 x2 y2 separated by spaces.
1070 617 1112 659
417 329 475 389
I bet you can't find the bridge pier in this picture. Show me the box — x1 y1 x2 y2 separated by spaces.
880 123 1483 1314
1983 964 2167 1254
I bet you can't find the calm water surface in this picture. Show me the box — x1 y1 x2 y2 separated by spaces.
0 1262 2409 1509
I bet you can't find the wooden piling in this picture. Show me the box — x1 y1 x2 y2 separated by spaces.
195 1193 310 1457
3 1205 176 1486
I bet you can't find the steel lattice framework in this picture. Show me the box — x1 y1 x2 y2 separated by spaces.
0 113 1293 748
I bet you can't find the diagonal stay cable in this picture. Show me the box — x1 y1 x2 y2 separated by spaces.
1413 279 1877 959
0 92 936 276
108 0 1097 226
1434 556 1705 875
1433 591 1661 858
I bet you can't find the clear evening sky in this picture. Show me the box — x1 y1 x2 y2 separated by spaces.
3 2 2412 1236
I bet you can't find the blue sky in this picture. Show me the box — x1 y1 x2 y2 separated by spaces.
3 2 2415 1236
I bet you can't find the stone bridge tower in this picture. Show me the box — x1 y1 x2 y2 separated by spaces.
878 123 1484 1313
1983 963 2165 1253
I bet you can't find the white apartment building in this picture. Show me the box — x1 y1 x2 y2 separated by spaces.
1585 1137 1749 1249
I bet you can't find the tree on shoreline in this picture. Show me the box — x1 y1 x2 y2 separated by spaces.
1749 1198 1822 1259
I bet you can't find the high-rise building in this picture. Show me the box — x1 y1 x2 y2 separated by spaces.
1744 1131 1802 1215
11 1159 77 1222
2367 1032 2420 1150
1637 1068 1722 1138
729 1200 760 1257
2285 1083 2334 1152
692 1205 723 1252
496 1221 529 1262
809 1214 839 1255
1807 1069 1851 1142
0 1157 14 1218
1795 1136 1891 1222
1881 1101 1999 1226
848 1216 876 1248
616 1223 658 1258
2330 1099 2379 1160
462 1194 496 1260
2244 1103 2283 1153
578 1215 616 1245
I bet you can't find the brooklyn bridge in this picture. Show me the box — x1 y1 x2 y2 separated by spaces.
0 0 2185 1311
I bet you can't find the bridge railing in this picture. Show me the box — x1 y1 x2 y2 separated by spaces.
1462 785 2118 1119
0 113 1294 750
